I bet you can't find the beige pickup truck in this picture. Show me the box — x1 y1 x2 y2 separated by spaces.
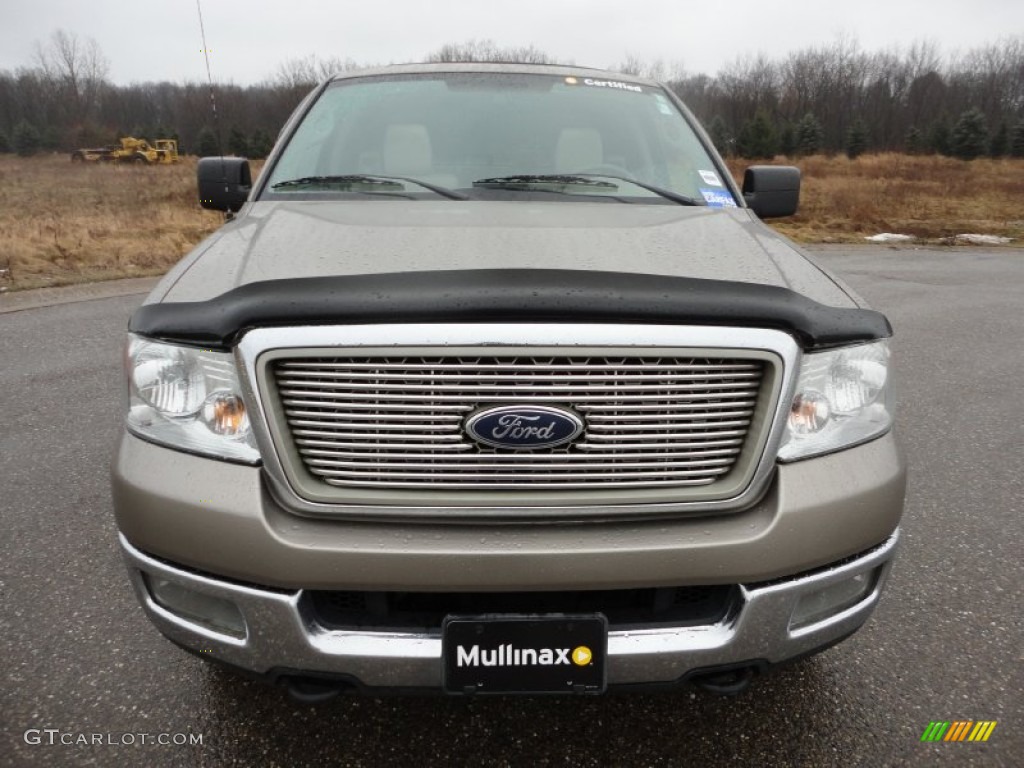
112 63 905 700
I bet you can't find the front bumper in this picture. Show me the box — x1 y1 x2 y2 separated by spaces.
120 530 899 690
112 431 906 589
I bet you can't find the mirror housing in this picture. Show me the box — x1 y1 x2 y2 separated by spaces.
198 157 252 212
742 166 800 218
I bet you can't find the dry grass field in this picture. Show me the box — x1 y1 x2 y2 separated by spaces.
0 155 227 290
0 152 1021 292
725 153 1024 245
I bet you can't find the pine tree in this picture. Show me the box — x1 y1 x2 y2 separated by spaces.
796 113 824 156
736 111 778 160
0 131 10 153
988 122 1008 157
12 120 41 157
845 120 869 159
76 123 112 149
196 127 220 157
41 125 62 151
778 121 797 156
927 120 951 156
1009 120 1024 158
904 126 924 155
227 127 249 157
950 108 988 160
248 128 274 159
707 116 730 156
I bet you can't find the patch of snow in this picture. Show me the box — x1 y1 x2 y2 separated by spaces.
864 233 915 243
954 234 1013 245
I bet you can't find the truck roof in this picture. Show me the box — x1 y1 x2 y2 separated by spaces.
329 61 661 87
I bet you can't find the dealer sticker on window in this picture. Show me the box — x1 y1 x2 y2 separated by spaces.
698 169 723 186
699 188 738 208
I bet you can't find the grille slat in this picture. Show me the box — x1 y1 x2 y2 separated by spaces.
292 429 469 441
277 370 762 383
584 412 753 424
279 361 760 372
271 355 767 491
322 477 720 489
287 419 461 430
313 467 732 481
293 430 747 444
580 430 748 442
278 379 760 393
296 439 744 454
299 448 742 463
280 389 758 403
578 401 758 412
298 440 475 452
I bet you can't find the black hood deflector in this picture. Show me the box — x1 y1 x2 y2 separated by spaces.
129 269 891 350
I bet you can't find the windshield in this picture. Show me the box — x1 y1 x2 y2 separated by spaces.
262 72 736 207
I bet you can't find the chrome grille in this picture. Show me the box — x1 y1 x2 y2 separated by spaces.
271 356 767 490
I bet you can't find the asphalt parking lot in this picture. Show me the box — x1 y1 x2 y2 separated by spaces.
1 246 1021 767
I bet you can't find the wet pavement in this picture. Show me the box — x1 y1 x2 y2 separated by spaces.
1 246 1021 767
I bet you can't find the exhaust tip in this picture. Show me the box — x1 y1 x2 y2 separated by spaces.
284 676 353 703
690 665 758 695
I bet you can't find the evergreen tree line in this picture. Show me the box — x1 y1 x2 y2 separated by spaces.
1 31 1022 161
666 36 1024 160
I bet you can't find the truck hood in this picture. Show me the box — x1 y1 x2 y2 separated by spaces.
158 200 855 307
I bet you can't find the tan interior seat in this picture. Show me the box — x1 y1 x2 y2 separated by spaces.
555 128 604 173
382 124 458 188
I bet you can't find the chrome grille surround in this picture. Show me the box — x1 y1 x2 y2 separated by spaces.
236 324 802 521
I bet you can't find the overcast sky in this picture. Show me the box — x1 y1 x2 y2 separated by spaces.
3 0 1023 85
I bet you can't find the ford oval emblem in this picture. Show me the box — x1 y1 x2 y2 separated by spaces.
464 405 584 450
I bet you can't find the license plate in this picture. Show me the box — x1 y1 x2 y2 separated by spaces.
442 614 607 695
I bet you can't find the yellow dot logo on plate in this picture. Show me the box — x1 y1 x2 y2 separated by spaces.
572 646 593 666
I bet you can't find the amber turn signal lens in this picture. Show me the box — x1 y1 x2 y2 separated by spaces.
788 392 830 435
202 393 248 436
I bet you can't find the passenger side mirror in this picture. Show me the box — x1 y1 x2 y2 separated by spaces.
742 166 800 218
198 157 252 212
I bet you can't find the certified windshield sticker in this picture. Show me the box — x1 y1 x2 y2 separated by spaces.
581 78 643 93
698 170 723 186
699 188 738 208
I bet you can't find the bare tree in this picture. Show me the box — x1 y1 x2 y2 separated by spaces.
610 55 683 82
615 53 645 76
270 54 361 90
426 40 557 64
33 29 109 127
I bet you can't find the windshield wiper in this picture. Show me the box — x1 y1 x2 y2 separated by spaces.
473 174 701 206
572 174 702 207
271 174 468 200
474 174 619 190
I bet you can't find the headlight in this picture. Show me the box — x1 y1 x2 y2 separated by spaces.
125 334 259 463
777 340 893 461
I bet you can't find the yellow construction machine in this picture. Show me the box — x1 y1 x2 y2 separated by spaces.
71 137 180 164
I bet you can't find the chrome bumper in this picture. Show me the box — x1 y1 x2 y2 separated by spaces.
120 530 899 690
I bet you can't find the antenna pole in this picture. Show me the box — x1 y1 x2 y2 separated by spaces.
197 0 225 156
196 0 230 212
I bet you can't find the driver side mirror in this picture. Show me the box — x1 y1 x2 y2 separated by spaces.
742 166 800 218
